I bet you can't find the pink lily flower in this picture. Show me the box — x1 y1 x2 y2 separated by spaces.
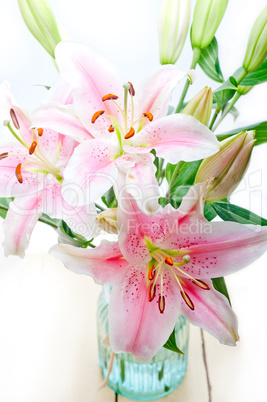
50 182 267 361
0 81 96 258
32 42 219 211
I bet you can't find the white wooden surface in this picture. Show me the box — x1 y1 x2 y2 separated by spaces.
0 224 266 402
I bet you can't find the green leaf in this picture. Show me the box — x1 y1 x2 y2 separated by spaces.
211 277 231 305
204 203 217 221
213 76 238 108
59 220 94 248
234 59 267 86
166 160 202 189
217 121 267 145
101 187 118 209
163 328 184 355
198 37 224 83
211 201 267 226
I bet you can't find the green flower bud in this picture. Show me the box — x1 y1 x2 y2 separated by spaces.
159 0 191 65
195 130 256 202
96 208 118 234
243 6 267 73
182 86 213 126
17 0 62 58
191 0 228 49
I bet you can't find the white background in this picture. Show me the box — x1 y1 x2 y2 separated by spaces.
0 1 267 401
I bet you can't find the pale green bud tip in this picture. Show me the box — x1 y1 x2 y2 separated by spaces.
159 0 191 65
182 87 213 126
191 0 228 49
195 130 256 202
243 6 267 73
96 208 118 234
17 0 62 58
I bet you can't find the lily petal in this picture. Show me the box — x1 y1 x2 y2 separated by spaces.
181 279 239 346
31 103 92 143
130 114 219 164
62 139 120 206
55 41 124 137
0 81 32 144
42 175 97 238
49 240 129 285
0 145 43 197
109 265 181 362
2 192 42 258
115 153 160 214
135 66 187 121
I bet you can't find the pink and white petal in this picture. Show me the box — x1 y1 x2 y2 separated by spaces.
31 103 92 143
43 78 73 105
116 153 160 213
132 114 219 164
2 192 42 258
181 279 239 346
0 81 32 144
117 192 152 265
62 139 120 206
56 134 78 169
42 175 97 238
0 145 43 197
55 41 124 137
135 66 187 121
175 221 267 279
50 240 129 285
109 266 181 362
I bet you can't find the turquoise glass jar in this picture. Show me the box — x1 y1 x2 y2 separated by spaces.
97 286 189 400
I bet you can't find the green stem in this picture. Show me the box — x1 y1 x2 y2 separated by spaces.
166 161 184 200
175 47 201 113
156 158 164 181
236 68 248 86
212 92 242 132
209 106 221 130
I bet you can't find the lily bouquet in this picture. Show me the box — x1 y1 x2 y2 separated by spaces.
1 0 267 399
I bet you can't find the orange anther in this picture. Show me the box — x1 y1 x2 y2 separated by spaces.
148 265 155 281
10 108 20 130
102 94 119 102
143 112 153 122
37 128 44 137
15 163 23 184
165 256 173 266
124 127 135 139
29 141 37 155
91 110 105 123
128 82 135 96
108 125 115 133
181 291 194 310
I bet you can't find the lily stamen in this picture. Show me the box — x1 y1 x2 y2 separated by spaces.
102 94 119 102
148 264 155 280
124 127 135 140
180 290 194 310
37 128 44 137
165 256 173 266
91 110 105 123
0 152 8 160
158 295 165 313
148 283 156 302
29 141 37 155
15 163 23 183
143 112 153 122
10 108 20 130
108 125 115 133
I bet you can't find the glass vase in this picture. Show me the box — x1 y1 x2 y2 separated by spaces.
97 285 189 400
